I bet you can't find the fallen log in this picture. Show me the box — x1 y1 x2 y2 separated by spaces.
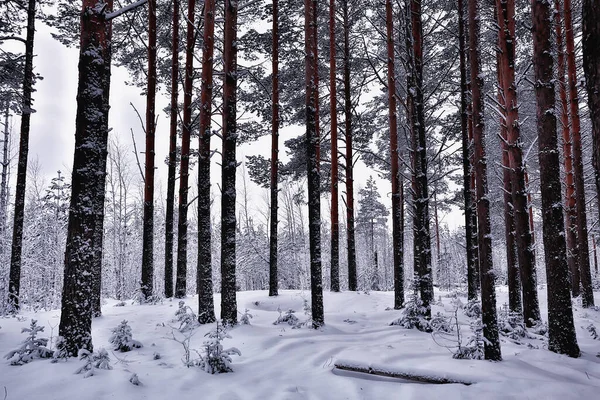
333 359 474 386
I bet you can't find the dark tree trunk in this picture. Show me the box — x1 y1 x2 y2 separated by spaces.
221 0 238 325
269 0 280 297
175 0 196 299
555 4 580 297
468 0 501 361
582 1 600 233
59 0 112 356
406 0 433 313
386 0 403 308
458 0 478 302
197 0 216 324
342 0 357 292
164 0 180 299
593 235 599 275
329 0 340 293
563 0 594 307
0 102 9 237
530 0 579 358
305 0 324 327
496 0 539 325
497 48 521 314
8 0 36 311
141 0 157 300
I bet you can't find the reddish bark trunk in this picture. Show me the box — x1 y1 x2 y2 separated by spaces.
386 0 403 308
329 0 340 292
141 0 157 299
469 0 501 360
563 0 594 307
197 0 216 324
164 0 180 299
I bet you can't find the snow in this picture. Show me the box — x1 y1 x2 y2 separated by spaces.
1 288 599 399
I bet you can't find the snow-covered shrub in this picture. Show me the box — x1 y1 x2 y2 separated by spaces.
109 320 143 352
586 323 599 340
114 301 126 307
273 307 300 326
129 373 141 386
530 319 548 337
132 287 162 305
390 278 431 332
4 319 52 365
463 299 482 319
453 319 484 360
175 301 198 332
198 322 241 374
51 336 69 363
239 309 253 325
498 304 526 341
430 312 453 333
75 348 112 378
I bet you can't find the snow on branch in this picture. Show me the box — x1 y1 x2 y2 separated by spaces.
105 0 149 21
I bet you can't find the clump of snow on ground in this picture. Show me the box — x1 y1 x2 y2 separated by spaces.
0 288 599 399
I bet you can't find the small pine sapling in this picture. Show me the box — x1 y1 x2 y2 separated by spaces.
453 318 485 360
273 307 300 327
198 321 241 374
586 323 599 340
51 336 69 363
4 319 52 365
390 277 431 332
498 303 526 341
75 348 112 378
430 312 453 333
463 299 482 319
239 309 253 325
175 300 198 332
109 320 143 352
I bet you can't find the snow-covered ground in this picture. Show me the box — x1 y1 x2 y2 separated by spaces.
1 288 599 399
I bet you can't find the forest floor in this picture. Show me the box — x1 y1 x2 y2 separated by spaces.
0 287 599 399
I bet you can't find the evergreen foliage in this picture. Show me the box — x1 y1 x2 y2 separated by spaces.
74 348 112 378
108 320 143 352
4 319 52 365
198 322 241 374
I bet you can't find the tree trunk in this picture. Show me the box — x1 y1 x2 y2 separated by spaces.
59 0 112 356
530 0 579 358
555 3 580 297
468 0 501 361
496 0 540 325
221 0 238 325
175 0 196 299
197 0 216 324
8 0 36 311
164 0 180 299
563 0 594 307
458 0 478 301
269 0 280 297
406 0 433 313
497 48 521 314
582 1 600 235
141 0 157 300
305 0 324 327
342 0 357 292
386 0 403 308
0 102 10 240
329 0 340 293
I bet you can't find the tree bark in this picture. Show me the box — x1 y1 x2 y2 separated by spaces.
221 0 238 325
8 0 36 311
0 102 9 238
269 0 280 297
164 0 180 299
305 0 324 327
59 0 112 356
175 0 196 299
406 0 433 313
386 0 403 308
563 0 594 307
342 0 357 292
329 0 340 293
197 0 216 324
496 0 539 325
582 1 600 237
141 0 157 300
468 0 501 361
555 3 580 297
530 0 579 358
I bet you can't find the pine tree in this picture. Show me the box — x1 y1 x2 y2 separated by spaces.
269 0 280 297
530 0 579 358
